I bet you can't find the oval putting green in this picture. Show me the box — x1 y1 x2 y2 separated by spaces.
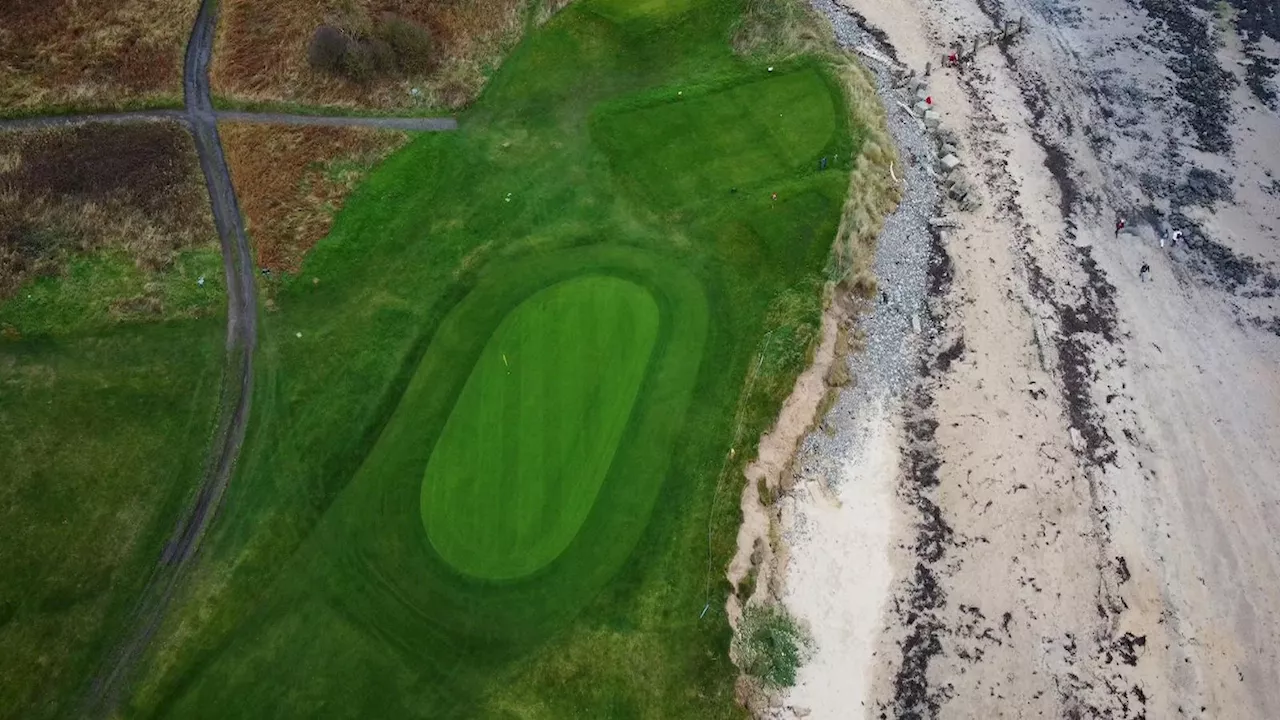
421 275 660 580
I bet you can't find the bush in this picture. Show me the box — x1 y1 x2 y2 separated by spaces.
366 36 397 75
757 476 775 506
734 603 811 688
377 17 433 75
308 17 433 83
345 46 378 83
308 25 350 74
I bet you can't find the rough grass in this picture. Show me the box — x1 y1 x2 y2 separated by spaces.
213 0 542 111
0 0 195 115
0 122 222 335
733 603 811 688
219 124 408 273
0 118 227 720
126 0 864 717
830 58 898 291
0 320 225 720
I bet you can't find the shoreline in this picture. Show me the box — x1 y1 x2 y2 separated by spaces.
727 2 946 714
763 0 1280 715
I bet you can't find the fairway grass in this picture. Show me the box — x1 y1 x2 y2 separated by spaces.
128 0 862 716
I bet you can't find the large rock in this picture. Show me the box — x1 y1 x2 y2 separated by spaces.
940 153 961 171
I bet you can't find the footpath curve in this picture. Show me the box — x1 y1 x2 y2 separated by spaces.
45 0 456 713
81 0 257 712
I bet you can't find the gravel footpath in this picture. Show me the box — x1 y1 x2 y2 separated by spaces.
788 0 940 500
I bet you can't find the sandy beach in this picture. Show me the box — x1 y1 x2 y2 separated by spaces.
760 0 1280 716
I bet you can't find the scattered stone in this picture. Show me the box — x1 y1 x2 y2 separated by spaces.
1070 427 1085 451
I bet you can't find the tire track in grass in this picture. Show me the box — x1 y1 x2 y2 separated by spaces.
82 0 257 713
0 0 460 715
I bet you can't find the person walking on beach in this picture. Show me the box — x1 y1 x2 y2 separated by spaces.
1139 262 1151 282
1171 229 1183 247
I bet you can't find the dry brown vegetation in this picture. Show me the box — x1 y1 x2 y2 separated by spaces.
219 123 409 272
213 0 541 111
832 59 899 292
0 122 215 301
0 0 197 114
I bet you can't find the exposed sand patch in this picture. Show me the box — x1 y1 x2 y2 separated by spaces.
726 303 843 630
776 407 898 719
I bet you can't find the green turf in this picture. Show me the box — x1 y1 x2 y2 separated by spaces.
0 318 224 720
126 0 859 717
422 275 661 580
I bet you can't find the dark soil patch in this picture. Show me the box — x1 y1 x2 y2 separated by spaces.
7 124 202 215
1174 167 1234 208
1225 0 1280 107
934 336 966 374
1170 209 1276 294
1250 315 1280 336
1024 251 1120 467
1243 45 1278 109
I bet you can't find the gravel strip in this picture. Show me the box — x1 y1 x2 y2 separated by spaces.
789 0 941 513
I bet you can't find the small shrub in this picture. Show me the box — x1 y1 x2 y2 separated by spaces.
308 25 349 74
849 270 878 300
757 476 775 506
734 603 810 688
343 42 379 84
825 361 850 388
377 16 433 75
309 17 433 83
366 37 398 75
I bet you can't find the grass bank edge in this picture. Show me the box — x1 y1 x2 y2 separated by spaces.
722 0 900 691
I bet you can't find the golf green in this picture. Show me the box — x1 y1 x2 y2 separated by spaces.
125 0 861 715
422 276 660 580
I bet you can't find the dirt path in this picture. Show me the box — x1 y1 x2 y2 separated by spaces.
770 0 1280 718
25 0 457 714
0 110 189 130
79 0 257 712
215 111 458 130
